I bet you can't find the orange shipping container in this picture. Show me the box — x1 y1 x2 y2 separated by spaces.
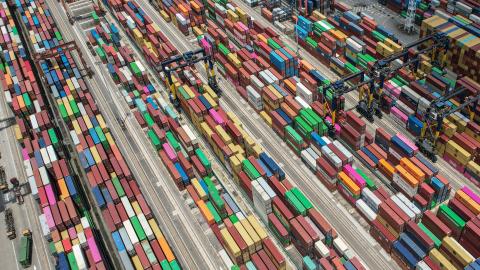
338 172 360 196
379 159 395 180
395 165 419 187
197 200 215 225
400 157 425 182
455 190 480 215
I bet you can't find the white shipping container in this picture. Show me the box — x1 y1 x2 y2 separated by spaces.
391 195 415 221
393 173 418 198
182 125 198 146
361 188 381 212
306 148 319 160
295 96 311 109
40 148 51 167
38 214 50 239
333 140 353 163
356 199 377 222
47 145 57 163
296 82 313 104
33 100 41 113
315 240 330 258
24 160 33 178
396 192 421 219
4 91 12 104
301 149 317 171
258 177 276 199
28 176 38 199
264 69 279 83
321 136 332 145
416 260 432 270
333 237 349 256
119 250 135 270
138 214 155 241
305 217 324 241
250 75 264 90
30 114 39 130
72 245 88 270
81 216 90 229
346 38 362 53
118 227 134 254
219 249 235 269
78 231 87 247
321 146 341 169
121 196 135 218
39 166 50 185
70 130 80 146
123 220 139 245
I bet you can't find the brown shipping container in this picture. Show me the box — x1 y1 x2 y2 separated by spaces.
421 210 452 238
262 238 286 270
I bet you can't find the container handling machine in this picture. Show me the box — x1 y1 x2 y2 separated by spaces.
319 32 450 132
161 48 220 108
416 87 480 162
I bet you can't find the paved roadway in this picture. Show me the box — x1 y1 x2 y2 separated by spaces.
45 1 230 268
132 1 401 269
0 85 54 269
233 0 480 196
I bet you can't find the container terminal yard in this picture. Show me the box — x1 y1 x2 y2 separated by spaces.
0 0 480 268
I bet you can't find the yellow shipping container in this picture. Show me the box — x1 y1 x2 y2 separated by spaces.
257 34 268 44
442 236 474 267
54 241 64 253
312 10 326 20
429 248 459 270
160 10 170 21
227 10 239 22
71 238 80 246
260 111 272 126
105 132 116 148
445 140 471 165
376 215 400 239
240 218 261 251
247 215 267 240
148 219 164 240
227 111 242 126
14 124 22 142
201 122 213 137
75 224 84 234
252 145 263 158
90 146 101 164
234 221 255 255
204 92 218 109
131 255 143 270
466 160 480 179
220 228 241 262
203 84 218 102
131 201 142 216
83 114 93 130
230 155 242 175
193 26 203 37
235 8 248 24
61 230 69 240
215 125 232 144
192 178 207 201
96 114 108 132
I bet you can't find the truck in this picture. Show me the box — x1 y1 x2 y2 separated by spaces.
0 166 7 190
18 229 32 268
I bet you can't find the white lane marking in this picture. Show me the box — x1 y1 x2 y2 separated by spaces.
11 241 20 270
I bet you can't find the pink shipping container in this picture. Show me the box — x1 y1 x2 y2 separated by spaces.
42 206 55 231
209 109 225 127
45 184 56 206
87 237 102 263
391 107 407 124
342 164 366 188
163 143 177 162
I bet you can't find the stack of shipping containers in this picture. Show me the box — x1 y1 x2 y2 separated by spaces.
1 0 107 268
6 0 182 268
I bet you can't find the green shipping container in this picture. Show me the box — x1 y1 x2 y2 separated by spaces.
267 38 281 50
22 93 32 110
54 31 63 41
143 113 154 127
285 190 307 216
206 201 222 224
58 103 68 121
96 47 106 61
438 205 465 229
242 159 261 180
69 99 80 117
355 168 377 190
166 131 181 151
285 125 303 145
160 260 172 270
218 43 230 56
131 216 147 241
294 116 313 138
67 252 79 270
418 222 441 249
170 260 181 270
112 177 125 197
148 129 161 150
130 62 142 77
48 128 59 147
229 214 239 224
291 187 313 210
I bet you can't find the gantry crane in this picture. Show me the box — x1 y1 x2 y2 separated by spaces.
318 32 450 128
161 48 219 107
417 87 479 162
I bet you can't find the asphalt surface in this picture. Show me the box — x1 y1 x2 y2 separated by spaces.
0 84 54 270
